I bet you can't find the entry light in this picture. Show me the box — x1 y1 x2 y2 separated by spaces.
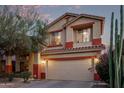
41 60 46 64
94 58 99 64
57 36 61 39
83 31 87 35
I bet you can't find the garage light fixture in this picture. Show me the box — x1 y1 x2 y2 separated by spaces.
94 58 99 64
41 60 46 64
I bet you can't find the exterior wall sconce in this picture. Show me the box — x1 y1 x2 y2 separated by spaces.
94 58 99 64
41 60 46 64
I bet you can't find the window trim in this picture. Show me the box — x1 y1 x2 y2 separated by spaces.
74 27 93 43
49 31 62 46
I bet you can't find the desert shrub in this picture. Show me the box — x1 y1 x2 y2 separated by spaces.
21 71 31 83
7 73 14 82
0 72 14 82
95 53 109 83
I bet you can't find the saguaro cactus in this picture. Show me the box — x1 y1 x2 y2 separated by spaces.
109 12 114 88
109 5 124 88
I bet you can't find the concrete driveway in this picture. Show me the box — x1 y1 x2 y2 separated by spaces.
21 80 93 88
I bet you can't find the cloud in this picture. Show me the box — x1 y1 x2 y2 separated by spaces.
38 13 54 23
73 5 81 9
3 5 53 23
39 13 50 19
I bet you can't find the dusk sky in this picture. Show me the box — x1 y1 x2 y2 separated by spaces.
35 5 120 46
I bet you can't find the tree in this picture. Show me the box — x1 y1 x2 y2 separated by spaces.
30 19 47 52
0 6 48 73
0 6 20 68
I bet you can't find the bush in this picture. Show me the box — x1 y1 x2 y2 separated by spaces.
95 53 109 83
14 72 22 78
0 72 14 82
7 73 14 82
21 71 31 83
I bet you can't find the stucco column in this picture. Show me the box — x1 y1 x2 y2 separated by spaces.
15 56 20 72
15 61 20 72
28 53 33 77
65 27 74 48
33 52 42 79
6 56 12 73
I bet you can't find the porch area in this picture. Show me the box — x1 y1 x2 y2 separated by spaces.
0 52 45 79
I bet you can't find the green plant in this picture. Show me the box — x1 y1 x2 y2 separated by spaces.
96 53 109 83
14 72 22 78
0 6 47 69
21 71 31 83
109 5 124 88
7 73 14 82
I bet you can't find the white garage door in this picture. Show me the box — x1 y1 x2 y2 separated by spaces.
46 59 93 81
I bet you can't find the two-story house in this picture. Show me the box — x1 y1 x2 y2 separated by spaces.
40 13 105 81
0 12 105 81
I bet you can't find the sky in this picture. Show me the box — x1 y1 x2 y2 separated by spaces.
35 5 121 46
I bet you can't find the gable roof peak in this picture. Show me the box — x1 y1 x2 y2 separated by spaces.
47 12 79 28
64 13 105 27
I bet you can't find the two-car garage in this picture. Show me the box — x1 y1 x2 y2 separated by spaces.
45 59 94 81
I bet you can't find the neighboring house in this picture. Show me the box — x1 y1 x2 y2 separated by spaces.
40 13 105 81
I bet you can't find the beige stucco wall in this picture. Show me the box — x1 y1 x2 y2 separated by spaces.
43 52 98 59
93 21 101 39
28 52 44 77
28 53 34 76
15 60 20 72
46 46 63 50
66 27 74 42
66 17 102 47
48 16 76 32
48 18 66 32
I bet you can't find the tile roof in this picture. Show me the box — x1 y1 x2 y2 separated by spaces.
42 44 105 55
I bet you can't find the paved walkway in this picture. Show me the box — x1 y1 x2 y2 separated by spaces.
0 79 93 88
21 80 93 88
0 78 28 88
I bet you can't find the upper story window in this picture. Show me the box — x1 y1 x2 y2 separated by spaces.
49 32 61 46
76 28 92 43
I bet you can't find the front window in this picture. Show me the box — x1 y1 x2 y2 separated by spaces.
49 32 61 45
76 28 92 43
